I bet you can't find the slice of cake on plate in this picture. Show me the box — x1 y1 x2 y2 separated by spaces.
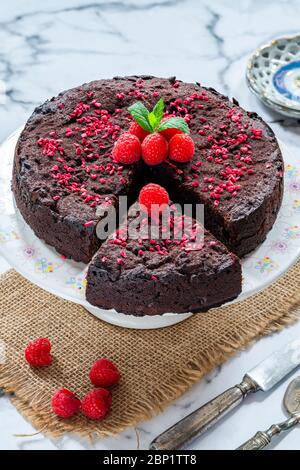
86 186 242 316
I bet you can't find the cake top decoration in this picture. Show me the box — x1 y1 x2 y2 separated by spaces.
113 98 195 166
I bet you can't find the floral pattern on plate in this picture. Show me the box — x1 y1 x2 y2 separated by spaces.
255 256 279 274
0 130 300 313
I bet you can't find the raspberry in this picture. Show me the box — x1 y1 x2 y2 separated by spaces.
128 121 149 142
89 358 121 388
141 133 168 166
81 389 112 420
25 338 52 367
51 388 81 418
112 133 141 164
169 134 195 163
159 116 183 141
139 183 170 215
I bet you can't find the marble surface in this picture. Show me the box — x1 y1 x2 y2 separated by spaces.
1 0 300 450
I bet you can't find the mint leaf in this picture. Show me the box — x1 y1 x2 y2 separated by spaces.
157 117 190 134
128 101 152 132
148 111 158 129
147 98 165 130
152 98 164 123
128 99 190 135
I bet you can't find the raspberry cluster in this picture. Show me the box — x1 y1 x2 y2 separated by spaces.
112 98 195 166
24 338 120 421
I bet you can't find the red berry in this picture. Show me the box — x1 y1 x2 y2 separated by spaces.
159 116 183 141
128 121 149 142
141 133 168 166
169 134 195 163
112 133 141 164
139 183 170 215
89 358 121 388
51 388 81 418
25 338 52 367
81 389 112 420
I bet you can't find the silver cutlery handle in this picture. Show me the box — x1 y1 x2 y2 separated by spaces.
237 415 299 450
150 375 257 450
237 431 271 450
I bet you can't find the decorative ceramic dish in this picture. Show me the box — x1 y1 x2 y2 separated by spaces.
1 129 300 329
247 35 300 117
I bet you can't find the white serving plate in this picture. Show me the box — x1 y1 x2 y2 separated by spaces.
1 129 300 329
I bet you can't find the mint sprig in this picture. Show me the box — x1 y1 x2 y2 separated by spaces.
128 98 190 134
127 101 153 132
152 97 164 123
157 117 189 134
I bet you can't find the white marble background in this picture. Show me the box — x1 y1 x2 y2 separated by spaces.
1 0 300 450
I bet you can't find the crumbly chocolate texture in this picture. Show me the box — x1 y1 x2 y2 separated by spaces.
12 75 283 314
86 203 242 315
13 75 283 262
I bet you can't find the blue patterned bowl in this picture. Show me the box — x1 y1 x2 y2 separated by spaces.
247 35 300 117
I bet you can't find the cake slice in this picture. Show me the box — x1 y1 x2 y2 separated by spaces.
86 200 242 316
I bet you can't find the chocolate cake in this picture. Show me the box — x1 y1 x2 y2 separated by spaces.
12 75 284 315
86 203 242 315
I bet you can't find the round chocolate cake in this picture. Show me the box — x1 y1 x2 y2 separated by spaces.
12 75 284 315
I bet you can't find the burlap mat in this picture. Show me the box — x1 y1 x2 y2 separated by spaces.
0 265 300 440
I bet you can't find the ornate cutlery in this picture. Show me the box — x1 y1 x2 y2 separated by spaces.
150 339 300 450
237 376 300 450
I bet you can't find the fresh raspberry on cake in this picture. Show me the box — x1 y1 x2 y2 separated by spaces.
25 338 52 367
51 388 81 418
112 132 141 164
141 133 168 166
139 183 170 215
89 358 121 388
169 134 195 162
129 121 149 142
81 388 112 420
159 116 183 141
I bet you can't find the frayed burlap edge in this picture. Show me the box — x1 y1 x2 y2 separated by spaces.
0 268 300 441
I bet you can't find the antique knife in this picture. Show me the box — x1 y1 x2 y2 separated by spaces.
150 338 300 450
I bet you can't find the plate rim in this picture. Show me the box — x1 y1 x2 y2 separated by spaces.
1 128 300 316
